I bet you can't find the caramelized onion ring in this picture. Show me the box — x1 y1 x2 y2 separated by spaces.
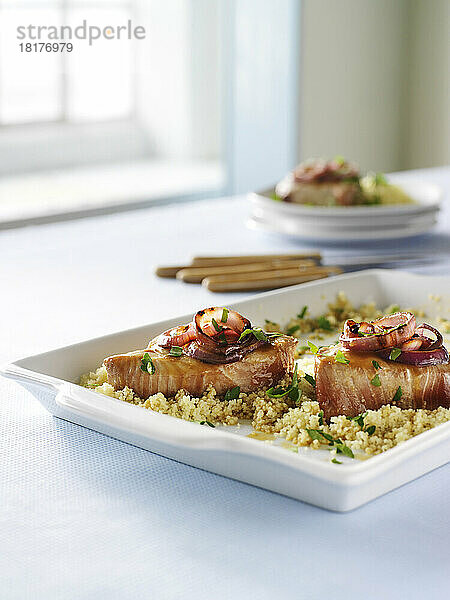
340 312 416 352
401 338 425 351
413 323 443 351
183 338 267 365
189 307 265 363
156 322 197 348
194 307 249 343
377 345 449 367
377 323 448 366
152 306 270 364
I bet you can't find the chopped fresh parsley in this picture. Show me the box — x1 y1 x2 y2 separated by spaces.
224 386 240 401
389 304 400 314
336 444 354 458
266 386 288 398
264 319 278 326
307 340 319 354
318 410 324 426
288 387 300 403
346 411 376 436
211 318 223 332
346 412 368 429
298 306 308 319
305 428 322 442
199 420 215 428
334 350 350 364
267 364 301 403
334 155 346 165
304 373 316 388
221 308 228 323
317 430 334 443
331 458 342 464
370 373 381 387
169 346 183 357
239 327 268 342
392 386 402 403
317 316 332 331
286 324 300 336
374 172 387 186
372 360 381 370
140 352 155 374
306 428 354 458
389 348 402 361
253 328 268 341
291 363 299 387
217 331 228 345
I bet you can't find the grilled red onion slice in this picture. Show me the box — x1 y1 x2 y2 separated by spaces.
183 338 267 365
152 307 270 364
340 312 416 352
377 346 449 366
377 323 448 366
188 307 266 363
400 338 426 351
156 322 197 348
413 324 443 351
194 307 249 343
293 159 359 184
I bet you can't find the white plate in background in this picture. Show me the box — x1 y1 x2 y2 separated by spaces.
250 176 442 218
248 177 442 240
247 212 438 241
2 270 450 511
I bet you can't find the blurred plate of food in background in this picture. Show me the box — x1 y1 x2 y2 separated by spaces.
248 157 442 240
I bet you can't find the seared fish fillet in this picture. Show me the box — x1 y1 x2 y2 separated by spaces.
277 179 363 206
104 336 296 398
315 348 450 420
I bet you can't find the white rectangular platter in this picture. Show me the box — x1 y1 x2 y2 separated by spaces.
2 270 450 511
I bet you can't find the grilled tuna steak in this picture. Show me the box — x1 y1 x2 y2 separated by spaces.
276 158 363 206
277 179 363 206
104 335 296 398
315 347 450 419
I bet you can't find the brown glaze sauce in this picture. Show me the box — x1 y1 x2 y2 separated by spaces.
247 432 275 442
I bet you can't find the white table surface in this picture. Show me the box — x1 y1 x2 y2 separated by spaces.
1 167 449 599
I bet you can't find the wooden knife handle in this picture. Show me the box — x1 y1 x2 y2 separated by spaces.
154 265 188 278
176 259 317 283
203 272 337 292
204 266 341 283
191 253 321 267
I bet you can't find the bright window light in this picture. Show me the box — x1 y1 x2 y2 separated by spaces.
0 0 229 223
0 4 63 123
0 0 134 125
66 5 134 121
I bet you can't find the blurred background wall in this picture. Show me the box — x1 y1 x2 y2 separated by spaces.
405 0 450 170
299 0 450 173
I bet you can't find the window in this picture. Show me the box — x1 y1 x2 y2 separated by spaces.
0 0 135 125
0 0 299 225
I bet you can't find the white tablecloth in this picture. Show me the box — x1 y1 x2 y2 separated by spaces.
1 167 449 599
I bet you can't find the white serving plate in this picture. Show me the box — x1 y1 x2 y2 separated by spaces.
250 176 442 219
247 212 437 241
249 177 442 241
250 203 440 228
2 270 450 512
